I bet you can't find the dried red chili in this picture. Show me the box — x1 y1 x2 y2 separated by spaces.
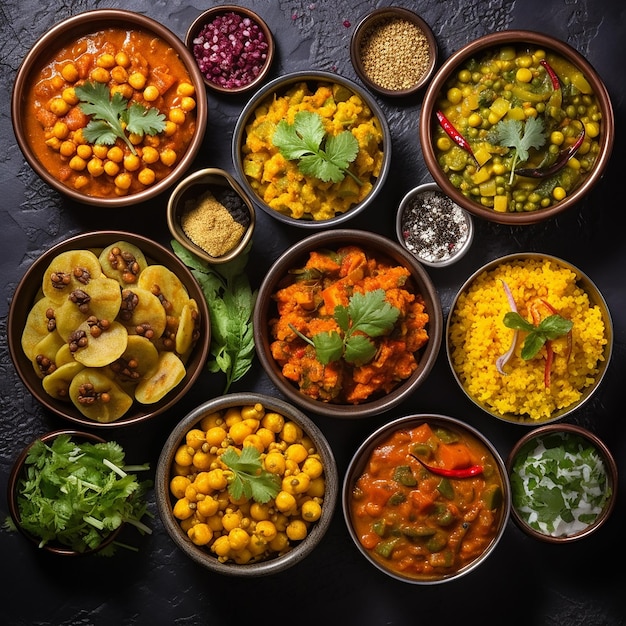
410 454 483 478
435 110 477 164
540 58 561 90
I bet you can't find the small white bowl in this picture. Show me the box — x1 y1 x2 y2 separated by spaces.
396 182 474 267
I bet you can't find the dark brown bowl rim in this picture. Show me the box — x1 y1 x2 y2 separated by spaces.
7 429 122 555
342 413 511 583
419 29 615 225
155 392 338 576
167 167 256 264
11 9 208 208
7 230 211 428
445 252 613 425
231 70 393 229
350 6 438 98
253 229 443 418
505 423 618 543
185 5 275 95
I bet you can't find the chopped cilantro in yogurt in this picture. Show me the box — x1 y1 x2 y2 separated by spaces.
510 431 611 538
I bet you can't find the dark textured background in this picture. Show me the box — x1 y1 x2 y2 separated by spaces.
1 1 624 624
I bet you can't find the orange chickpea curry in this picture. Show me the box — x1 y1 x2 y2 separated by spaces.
268 245 430 404
349 422 506 581
25 27 198 198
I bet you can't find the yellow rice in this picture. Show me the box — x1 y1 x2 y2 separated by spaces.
448 258 607 420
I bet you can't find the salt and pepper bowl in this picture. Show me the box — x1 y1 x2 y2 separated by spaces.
350 7 438 98
396 182 474 267
167 168 255 265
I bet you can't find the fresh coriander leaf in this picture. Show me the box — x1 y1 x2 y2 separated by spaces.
75 81 166 155
503 311 573 360
312 330 344 364
171 240 257 393
344 333 378 365
492 117 546 184
348 290 399 337
221 446 280 504
273 110 361 184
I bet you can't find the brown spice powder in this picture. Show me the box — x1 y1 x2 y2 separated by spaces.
359 17 430 91
181 190 246 257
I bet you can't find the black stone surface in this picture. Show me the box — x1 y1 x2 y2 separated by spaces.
1 1 624 625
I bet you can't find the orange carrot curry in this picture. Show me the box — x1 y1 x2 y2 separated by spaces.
349 422 506 580
268 245 430 404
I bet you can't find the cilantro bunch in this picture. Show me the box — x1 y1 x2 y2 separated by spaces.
272 110 361 184
15 434 152 555
75 81 166 155
491 117 546 184
222 446 280 504
291 289 400 366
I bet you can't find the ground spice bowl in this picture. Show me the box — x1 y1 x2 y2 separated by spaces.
396 182 474 267
506 424 618 543
185 5 275 95
7 429 123 556
350 7 438 98
167 167 255 264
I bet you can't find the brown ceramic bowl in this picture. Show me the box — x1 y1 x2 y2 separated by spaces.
7 429 122 555
507 424 617 543
155 392 338 576
253 230 443 419
232 71 392 228
446 253 613 425
350 6 438 98
167 167 255 264
185 5 275 95
11 9 208 207
343 414 511 583
7 231 211 428
419 30 614 225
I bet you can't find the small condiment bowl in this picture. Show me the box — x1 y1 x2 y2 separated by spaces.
155 392 338 576
185 5 275 95
343 414 511 583
11 9 208 208
7 429 122 555
350 7 438 98
446 253 613 425
396 182 474 267
167 167 255 264
506 424 617 543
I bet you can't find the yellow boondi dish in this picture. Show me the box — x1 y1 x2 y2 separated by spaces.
447 255 610 423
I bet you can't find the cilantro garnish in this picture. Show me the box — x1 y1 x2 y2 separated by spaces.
492 117 546 184
272 110 361 184
14 434 152 555
221 446 281 504
503 311 573 360
171 240 257 393
290 288 400 366
75 81 167 155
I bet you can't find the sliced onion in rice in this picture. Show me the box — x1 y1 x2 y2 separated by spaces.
496 279 518 375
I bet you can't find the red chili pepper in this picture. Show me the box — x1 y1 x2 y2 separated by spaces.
410 454 483 478
516 128 585 178
435 110 477 164
540 58 561 90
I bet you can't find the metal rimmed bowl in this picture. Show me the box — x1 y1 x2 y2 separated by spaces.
185 4 275 95
155 392 338 576
350 6 438 98
343 413 511 584
253 229 443 419
11 9 208 207
232 70 391 229
506 423 617 543
419 30 614 225
446 252 613 425
7 230 211 428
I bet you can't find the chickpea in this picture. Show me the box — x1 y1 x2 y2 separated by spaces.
229 420 254 445
164 120 177 137
301 499 322 522
250 502 270 521
205 426 228 447
49 97 70 116
107 146 124 163
74 176 89 190
143 85 160 101
274 490 297 513
286 519 308 541
62 87 78 105
110 66 129 83
52 121 69 140
123 154 141 172
59 141 76 157
242 434 264 453
111 84 133 100
90 66 110 83
138 168 156 186
69 155 87 171
280 421 302 444
140 145 160 164
97 53 116 68
269 532 290 552
262 412 285 433
222 511 243 532
168 108 186 125
180 96 196 112
160 148 177 167
174 444 194 467
173 497 194 520
228 527 250 551
93 144 109 159
211 535 231 558
285 443 308 464
196 497 219 518
61 63 79 82
264 451 286 475
256 427 275 448
128 71 147 89
301 456 323 479
170 475 191 499
188 523 213 546
255 520 277 541
76 144 92 160
307 476 325 498
177 82 196 96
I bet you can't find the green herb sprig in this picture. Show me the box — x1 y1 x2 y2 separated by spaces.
273 110 361 184
492 117 546 184
172 240 257 393
290 288 400 366
75 81 166 155
503 311 573 360
222 446 281 504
